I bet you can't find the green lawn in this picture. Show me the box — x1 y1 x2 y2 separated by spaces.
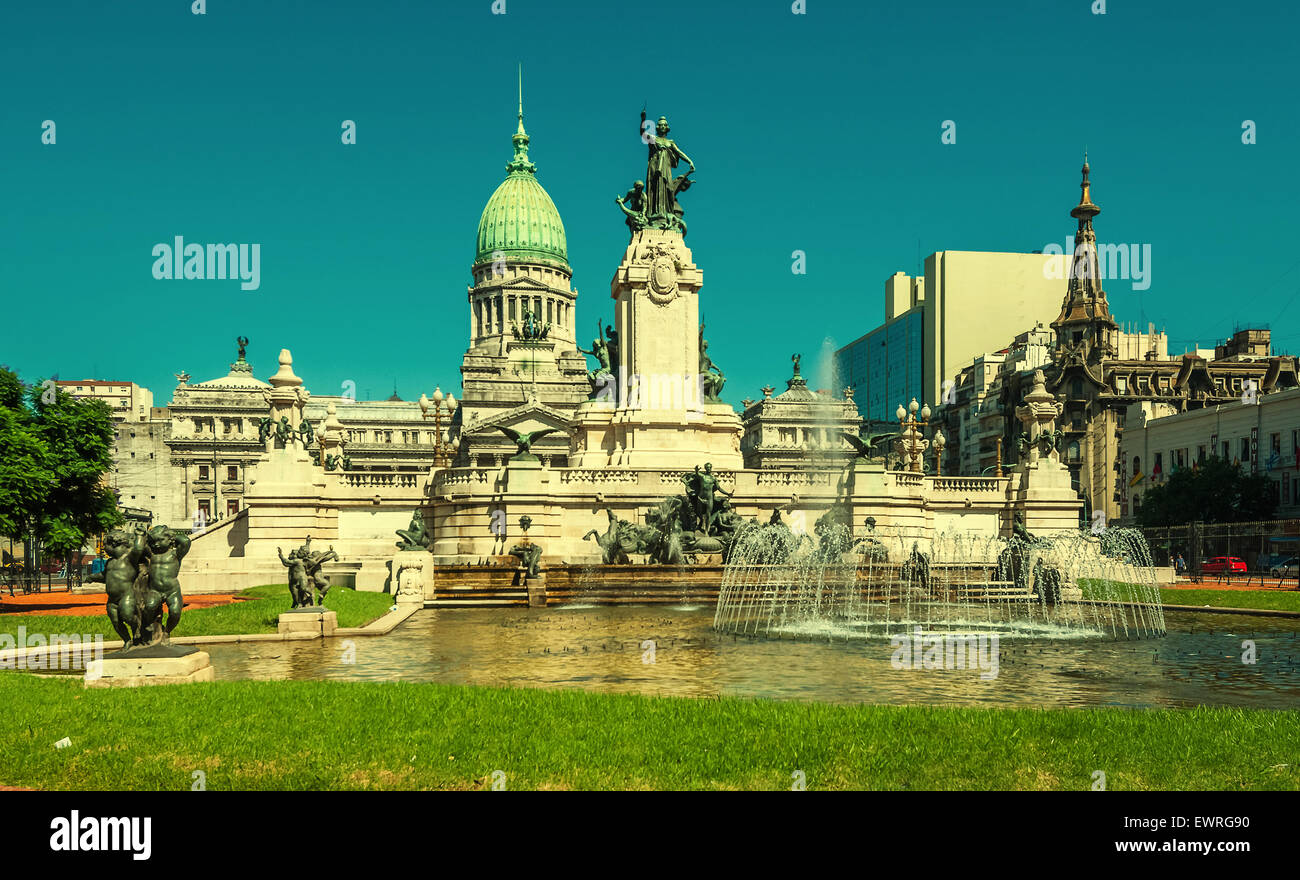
1160 588 1300 613
1079 579 1300 613
0 584 393 641
1 675 1296 790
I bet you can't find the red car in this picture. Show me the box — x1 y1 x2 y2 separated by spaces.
1201 556 1247 574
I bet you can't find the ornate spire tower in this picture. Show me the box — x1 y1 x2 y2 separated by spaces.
1051 154 1118 362
455 69 591 467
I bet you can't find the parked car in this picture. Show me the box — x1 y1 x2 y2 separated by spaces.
1201 556 1247 574
1270 556 1297 578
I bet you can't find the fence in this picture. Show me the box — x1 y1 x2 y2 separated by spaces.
1138 518 1300 587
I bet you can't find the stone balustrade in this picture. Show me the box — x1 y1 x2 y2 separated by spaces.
342 472 420 489
754 471 835 487
928 476 1006 493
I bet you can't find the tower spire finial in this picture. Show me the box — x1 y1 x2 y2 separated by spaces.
505 64 535 175
516 63 525 135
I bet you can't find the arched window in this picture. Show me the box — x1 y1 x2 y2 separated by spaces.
1132 455 1140 475
1067 441 1081 462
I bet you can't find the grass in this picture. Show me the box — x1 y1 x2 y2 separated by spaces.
1077 578 1300 613
1159 588 1300 613
1 674 1295 790
0 584 394 641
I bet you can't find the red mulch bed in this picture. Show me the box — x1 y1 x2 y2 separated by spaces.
0 590 249 616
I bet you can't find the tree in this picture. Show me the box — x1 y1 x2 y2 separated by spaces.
0 370 54 564
0 368 120 581
1135 456 1277 527
32 379 121 576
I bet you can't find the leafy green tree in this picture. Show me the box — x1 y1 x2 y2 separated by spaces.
0 370 54 559
31 379 121 572
1135 456 1277 527
0 368 120 579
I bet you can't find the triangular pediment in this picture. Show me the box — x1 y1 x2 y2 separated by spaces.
476 275 558 294
463 400 571 438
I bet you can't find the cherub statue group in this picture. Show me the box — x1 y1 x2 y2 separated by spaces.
277 536 339 608
88 524 192 649
258 415 314 447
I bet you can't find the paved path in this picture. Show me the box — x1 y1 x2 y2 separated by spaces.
0 590 249 616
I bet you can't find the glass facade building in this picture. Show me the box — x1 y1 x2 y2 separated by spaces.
834 309 924 423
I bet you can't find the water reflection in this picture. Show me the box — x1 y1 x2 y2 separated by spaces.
204 607 1300 709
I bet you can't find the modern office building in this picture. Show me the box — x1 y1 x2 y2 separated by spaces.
834 251 1069 422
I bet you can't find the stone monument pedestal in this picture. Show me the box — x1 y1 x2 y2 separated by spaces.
277 606 338 637
84 644 214 688
393 548 431 603
524 572 547 608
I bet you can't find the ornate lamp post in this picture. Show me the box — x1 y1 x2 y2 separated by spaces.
420 388 457 468
933 428 946 477
896 398 932 473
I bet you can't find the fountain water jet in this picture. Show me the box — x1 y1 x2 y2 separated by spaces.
714 523 1165 640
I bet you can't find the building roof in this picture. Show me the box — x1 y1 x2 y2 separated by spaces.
472 87 568 273
190 358 270 391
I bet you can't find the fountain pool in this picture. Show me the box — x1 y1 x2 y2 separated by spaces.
197 604 1300 710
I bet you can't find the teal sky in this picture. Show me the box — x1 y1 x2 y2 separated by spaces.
1 0 1296 406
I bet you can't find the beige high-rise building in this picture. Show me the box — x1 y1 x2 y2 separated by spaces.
920 250 1071 407
836 252 1069 422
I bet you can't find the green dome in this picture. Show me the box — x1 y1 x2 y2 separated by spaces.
473 116 568 273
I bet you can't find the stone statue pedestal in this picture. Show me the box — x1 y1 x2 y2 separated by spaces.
503 455 549 493
277 607 338 637
393 548 431 604
569 228 742 470
525 572 547 608
84 644 214 688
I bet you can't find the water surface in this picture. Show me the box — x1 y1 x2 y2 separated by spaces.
204 606 1300 709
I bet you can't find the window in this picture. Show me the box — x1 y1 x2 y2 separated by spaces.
1154 452 1163 478
1071 379 1084 398
199 465 210 480
227 465 238 481
1271 433 1281 455
226 500 240 517
197 500 211 519
1197 445 1206 463
1222 441 1230 460
1240 437 1250 463
1116 377 1128 394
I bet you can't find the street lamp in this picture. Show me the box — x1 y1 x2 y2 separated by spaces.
420 388 457 468
897 397 933 473
933 428 946 477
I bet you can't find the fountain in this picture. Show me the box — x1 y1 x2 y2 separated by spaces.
714 517 1166 640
